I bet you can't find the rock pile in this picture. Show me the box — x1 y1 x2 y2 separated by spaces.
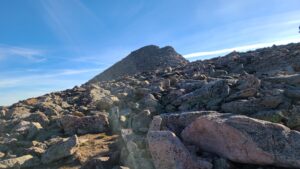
1 43 300 169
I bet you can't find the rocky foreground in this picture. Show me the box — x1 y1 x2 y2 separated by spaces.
1 43 300 169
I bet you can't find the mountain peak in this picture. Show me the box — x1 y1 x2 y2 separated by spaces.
88 45 188 83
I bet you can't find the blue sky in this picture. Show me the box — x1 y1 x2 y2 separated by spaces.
0 0 300 105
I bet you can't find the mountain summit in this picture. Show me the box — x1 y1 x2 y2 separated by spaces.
88 45 188 83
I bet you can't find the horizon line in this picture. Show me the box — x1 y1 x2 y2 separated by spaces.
183 38 300 59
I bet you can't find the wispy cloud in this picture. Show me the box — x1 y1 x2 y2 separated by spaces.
175 10 300 56
0 45 45 62
184 38 300 59
38 0 101 51
52 68 104 76
0 68 104 88
0 67 103 105
71 56 110 65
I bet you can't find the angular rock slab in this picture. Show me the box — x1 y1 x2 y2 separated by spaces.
41 135 79 164
181 113 300 168
120 129 155 169
0 155 40 169
59 114 108 135
265 74 300 86
148 130 212 169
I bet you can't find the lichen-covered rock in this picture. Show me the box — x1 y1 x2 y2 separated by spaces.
6 106 30 119
236 74 261 90
96 96 119 111
132 109 152 133
41 135 79 164
286 106 300 129
265 74 300 85
181 112 300 168
284 88 300 99
226 88 257 101
24 111 50 127
13 121 43 140
86 86 111 103
36 102 63 116
221 96 282 115
120 129 154 169
251 110 287 123
58 114 108 135
173 80 229 110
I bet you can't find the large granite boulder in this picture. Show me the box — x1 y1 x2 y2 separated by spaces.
181 112 300 168
148 130 212 169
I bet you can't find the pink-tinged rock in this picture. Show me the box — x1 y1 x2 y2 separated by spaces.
181 113 300 168
147 130 212 169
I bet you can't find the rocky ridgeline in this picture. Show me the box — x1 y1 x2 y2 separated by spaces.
1 43 300 169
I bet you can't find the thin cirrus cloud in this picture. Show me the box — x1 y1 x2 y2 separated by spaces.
0 45 45 62
0 68 104 88
176 11 300 56
184 38 300 59
38 0 100 48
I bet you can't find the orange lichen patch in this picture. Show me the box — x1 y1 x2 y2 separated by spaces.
71 111 85 117
24 98 39 106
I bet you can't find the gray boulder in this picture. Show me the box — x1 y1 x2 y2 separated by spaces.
120 129 154 169
13 121 43 140
58 114 108 135
284 88 300 99
6 106 30 119
173 80 229 109
41 135 79 164
265 74 300 86
286 106 300 129
221 96 282 115
132 109 152 133
226 88 257 101
24 111 50 127
236 74 261 90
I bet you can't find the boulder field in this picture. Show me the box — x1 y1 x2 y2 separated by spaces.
1 43 300 168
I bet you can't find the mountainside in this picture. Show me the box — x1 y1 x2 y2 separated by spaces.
1 43 300 169
88 45 188 83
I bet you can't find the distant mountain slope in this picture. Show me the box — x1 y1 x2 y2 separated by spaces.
88 45 188 83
